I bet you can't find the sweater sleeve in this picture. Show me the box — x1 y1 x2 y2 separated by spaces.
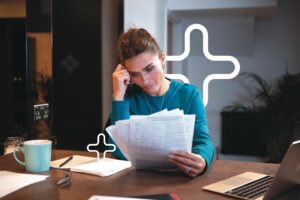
110 100 130 123
189 87 215 170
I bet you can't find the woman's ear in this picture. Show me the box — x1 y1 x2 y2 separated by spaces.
160 52 165 65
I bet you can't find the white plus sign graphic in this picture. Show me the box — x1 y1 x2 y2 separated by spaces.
87 133 116 160
166 24 241 107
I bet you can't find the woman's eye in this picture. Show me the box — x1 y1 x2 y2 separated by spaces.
145 66 153 73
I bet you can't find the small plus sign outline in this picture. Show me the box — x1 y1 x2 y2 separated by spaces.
60 53 79 74
87 133 116 160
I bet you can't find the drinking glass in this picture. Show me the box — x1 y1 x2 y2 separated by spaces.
4 136 24 154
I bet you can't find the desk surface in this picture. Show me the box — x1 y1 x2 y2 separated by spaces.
0 150 279 200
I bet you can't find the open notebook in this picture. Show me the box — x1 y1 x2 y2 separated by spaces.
203 140 300 200
51 155 132 177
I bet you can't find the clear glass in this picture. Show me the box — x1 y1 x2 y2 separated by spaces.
4 137 24 154
47 135 57 149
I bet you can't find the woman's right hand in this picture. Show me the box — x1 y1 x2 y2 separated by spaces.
112 64 131 100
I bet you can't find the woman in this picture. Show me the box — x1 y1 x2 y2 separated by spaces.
109 28 214 177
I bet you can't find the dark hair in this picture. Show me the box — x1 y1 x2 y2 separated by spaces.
116 28 162 63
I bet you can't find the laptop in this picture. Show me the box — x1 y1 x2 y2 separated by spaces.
203 140 300 200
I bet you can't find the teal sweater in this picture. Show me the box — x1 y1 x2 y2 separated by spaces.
109 80 215 168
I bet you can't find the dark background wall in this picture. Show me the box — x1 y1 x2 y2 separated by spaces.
52 0 102 150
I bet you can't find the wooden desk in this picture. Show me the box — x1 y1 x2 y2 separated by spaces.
0 150 279 200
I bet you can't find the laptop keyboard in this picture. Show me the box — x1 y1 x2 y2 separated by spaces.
225 175 274 200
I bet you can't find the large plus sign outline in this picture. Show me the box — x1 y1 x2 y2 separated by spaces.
165 24 240 107
87 133 116 160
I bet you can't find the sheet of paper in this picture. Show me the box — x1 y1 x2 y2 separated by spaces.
106 109 195 170
182 115 196 151
0 171 48 198
130 115 191 169
106 123 131 160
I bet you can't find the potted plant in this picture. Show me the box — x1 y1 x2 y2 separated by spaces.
224 70 300 163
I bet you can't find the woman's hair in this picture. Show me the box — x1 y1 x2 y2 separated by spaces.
116 28 162 64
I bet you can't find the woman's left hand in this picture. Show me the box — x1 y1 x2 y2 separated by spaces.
168 150 206 177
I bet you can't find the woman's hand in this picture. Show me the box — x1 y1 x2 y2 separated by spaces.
112 64 131 100
168 150 206 177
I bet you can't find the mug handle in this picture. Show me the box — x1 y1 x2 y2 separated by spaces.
13 146 26 166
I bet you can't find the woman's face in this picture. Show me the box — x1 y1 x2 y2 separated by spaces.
124 51 165 96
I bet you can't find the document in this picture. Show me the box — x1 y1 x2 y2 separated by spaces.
0 171 48 198
106 109 195 170
50 155 131 177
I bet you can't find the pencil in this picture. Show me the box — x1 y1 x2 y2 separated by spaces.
59 156 73 167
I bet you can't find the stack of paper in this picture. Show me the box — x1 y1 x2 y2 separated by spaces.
106 109 195 170
50 155 131 177
0 171 48 198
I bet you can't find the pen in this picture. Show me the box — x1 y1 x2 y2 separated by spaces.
59 156 73 167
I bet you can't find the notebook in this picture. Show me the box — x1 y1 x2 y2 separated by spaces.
89 193 180 200
203 140 300 200
51 155 132 177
